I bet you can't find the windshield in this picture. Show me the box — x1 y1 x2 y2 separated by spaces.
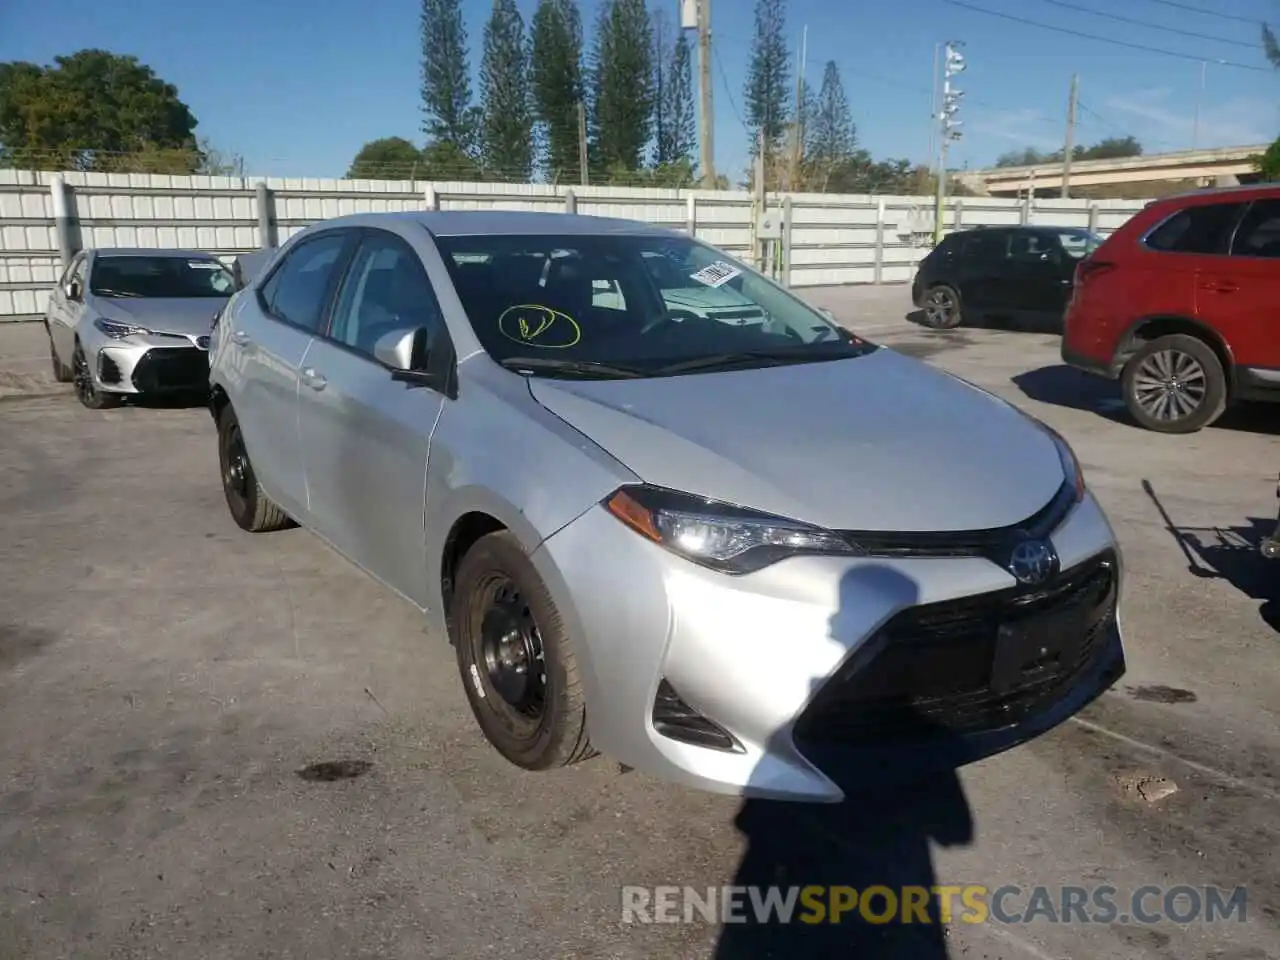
1055 230 1102 259
434 233 872 378
90 256 236 299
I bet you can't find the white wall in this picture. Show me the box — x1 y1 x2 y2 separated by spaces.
0 168 1150 321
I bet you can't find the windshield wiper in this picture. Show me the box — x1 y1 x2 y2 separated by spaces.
651 348 850 376
499 356 647 379
92 289 143 298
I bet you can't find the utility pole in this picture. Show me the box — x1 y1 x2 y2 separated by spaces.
927 42 940 189
1192 60 1207 150
695 0 717 188
1061 73 1078 199
577 101 589 186
934 41 965 245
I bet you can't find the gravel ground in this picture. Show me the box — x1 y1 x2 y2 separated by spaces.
1 286 1278 960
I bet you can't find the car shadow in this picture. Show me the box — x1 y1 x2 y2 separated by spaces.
712 566 974 959
1013 365 1280 436
905 310 1060 335
1142 479 1279 632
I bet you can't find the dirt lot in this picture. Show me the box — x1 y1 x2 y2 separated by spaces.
1 287 1278 959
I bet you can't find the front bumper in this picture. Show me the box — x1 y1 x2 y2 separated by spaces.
80 328 210 395
533 491 1124 802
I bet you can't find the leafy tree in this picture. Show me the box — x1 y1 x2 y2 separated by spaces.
1260 24 1280 180
805 61 854 181
479 0 533 179
1265 24 1280 66
346 137 423 178
590 0 654 171
197 138 245 176
531 0 586 179
421 139 481 179
744 0 790 151
1079 136 1141 160
656 28 697 167
420 0 475 150
0 50 198 171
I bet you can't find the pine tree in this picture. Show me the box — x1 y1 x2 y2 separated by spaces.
807 60 855 171
531 0 585 179
420 0 474 150
480 0 533 179
744 0 790 151
651 7 669 166
655 28 697 167
590 0 654 172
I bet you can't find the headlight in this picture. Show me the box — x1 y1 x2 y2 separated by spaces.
93 317 152 340
604 484 863 575
1030 417 1085 502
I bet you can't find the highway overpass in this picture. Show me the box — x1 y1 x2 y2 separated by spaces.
958 144 1269 198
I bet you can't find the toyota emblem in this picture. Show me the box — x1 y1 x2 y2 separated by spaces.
1007 538 1057 585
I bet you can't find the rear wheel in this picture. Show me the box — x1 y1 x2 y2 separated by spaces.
921 284 963 329
71 342 122 409
1121 334 1227 434
217 406 294 532
451 531 594 771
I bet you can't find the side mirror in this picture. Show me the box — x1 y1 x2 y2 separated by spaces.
373 327 428 372
63 280 81 301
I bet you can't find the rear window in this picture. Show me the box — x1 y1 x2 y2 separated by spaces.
960 231 1008 261
1143 202 1243 255
1230 199 1280 258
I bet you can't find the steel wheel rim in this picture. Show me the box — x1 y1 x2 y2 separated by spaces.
476 575 546 720
1132 349 1207 422
925 288 955 325
72 348 95 404
221 423 251 507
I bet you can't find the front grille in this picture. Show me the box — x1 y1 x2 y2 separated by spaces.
131 347 210 392
793 550 1118 748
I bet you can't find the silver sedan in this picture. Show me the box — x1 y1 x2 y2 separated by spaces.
44 248 234 409
207 211 1126 803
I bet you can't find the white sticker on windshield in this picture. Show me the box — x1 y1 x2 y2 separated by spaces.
689 261 742 288
188 261 221 269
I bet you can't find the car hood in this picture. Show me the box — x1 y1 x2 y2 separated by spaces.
527 348 1065 532
91 297 228 336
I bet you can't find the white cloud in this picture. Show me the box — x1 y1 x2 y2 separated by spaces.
1101 88 1271 150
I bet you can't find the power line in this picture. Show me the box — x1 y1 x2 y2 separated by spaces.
712 44 748 131
1139 0 1273 25
1036 0 1261 50
943 0 1270 71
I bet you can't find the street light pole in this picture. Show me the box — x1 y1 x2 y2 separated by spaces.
934 41 965 246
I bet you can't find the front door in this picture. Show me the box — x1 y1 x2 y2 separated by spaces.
296 228 451 605
1206 197 1280 370
232 230 353 519
47 252 87 359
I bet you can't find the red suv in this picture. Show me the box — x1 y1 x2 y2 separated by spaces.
1062 185 1280 433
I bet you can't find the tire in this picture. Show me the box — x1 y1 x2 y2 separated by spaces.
1121 334 1227 434
451 531 594 771
217 405 294 532
921 284 963 329
47 326 72 383
71 341 122 409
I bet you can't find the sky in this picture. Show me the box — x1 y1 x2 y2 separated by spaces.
2 0 1279 181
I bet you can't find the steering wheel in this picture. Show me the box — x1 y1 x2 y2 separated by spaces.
640 308 702 337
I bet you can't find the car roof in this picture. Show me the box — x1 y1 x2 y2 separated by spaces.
1151 182 1280 204
953 224 1092 234
296 210 683 239
91 248 224 259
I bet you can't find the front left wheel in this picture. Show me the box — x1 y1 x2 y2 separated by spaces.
451 531 594 771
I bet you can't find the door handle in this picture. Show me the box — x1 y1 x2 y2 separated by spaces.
229 330 252 346
301 367 327 391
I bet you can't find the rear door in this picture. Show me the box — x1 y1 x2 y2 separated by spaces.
231 229 355 519
1003 230 1074 318
1214 197 1280 370
955 229 1011 312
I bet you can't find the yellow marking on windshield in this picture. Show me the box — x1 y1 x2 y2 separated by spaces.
498 304 582 349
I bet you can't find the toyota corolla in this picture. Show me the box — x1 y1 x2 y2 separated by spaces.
207 211 1125 802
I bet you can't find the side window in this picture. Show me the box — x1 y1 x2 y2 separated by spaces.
260 233 348 332
961 231 1008 262
1008 232 1058 262
328 231 445 358
1230 199 1280 258
1144 203 1243 255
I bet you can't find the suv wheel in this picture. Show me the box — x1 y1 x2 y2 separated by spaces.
1121 334 1227 434
451 531 595 771
922 284 963 329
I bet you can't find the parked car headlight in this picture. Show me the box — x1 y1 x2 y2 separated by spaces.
93 317 152 340
604 484 863 575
